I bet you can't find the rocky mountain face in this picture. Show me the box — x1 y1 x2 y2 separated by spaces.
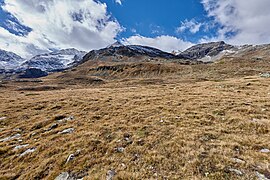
2 41 270 79
0 49 26 72
22 48 86 72
0 48 86 78
82 43 188 63
179 41 235 61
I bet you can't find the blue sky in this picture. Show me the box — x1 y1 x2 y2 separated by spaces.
101 0 212 42
0 0 270 58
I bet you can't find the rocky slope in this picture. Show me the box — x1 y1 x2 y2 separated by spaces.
2 41 270 79
0 49 26 72
82 42 188 64
179 41 235 61
22 48 86 72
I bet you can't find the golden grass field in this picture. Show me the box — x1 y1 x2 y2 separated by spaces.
0 58 270 179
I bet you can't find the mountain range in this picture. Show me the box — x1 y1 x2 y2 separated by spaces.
1 41 270 78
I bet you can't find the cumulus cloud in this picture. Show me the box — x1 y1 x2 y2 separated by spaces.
123 35 193 52
115 0 123 5
177 19 202 34
0 0 122 58
201 0 270 45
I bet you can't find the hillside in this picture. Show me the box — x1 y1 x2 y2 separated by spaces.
0 74 270 179
0 42 270 179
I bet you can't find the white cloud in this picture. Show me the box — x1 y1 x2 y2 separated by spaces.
122 35 194 52
115 0 123 5
201 0 270 45
177 19 202 34
0 0 122 58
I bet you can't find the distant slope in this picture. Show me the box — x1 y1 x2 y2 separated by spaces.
0 49 26 72
82 43 190 64
22 48 86 72
179 41 235 61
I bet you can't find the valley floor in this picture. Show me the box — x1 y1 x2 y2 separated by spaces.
0 75 270 179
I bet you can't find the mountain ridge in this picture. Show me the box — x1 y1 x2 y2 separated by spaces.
1 41 270 78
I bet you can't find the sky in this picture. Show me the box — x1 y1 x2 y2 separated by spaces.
0 0 270 58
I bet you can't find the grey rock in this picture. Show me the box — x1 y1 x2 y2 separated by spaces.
59 128 74 134
48 123 58 131
0 133 21 142
65 116 75 121
260 73 270 78
256 172 270 180
229 168 243 176
55 172 72 180
231 158 245 164
54 172 84 180
57 116 75 123
260 149 270 153
66 154 75 164
115 147 124 153
14 144 29 150
20 148 36 157
0 117 7 120
106 170 116 180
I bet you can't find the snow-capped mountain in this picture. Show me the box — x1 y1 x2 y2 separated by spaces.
0 49 26 72
22 48 86 72
106 41 124 48
83 42 186 62
179 41 235 61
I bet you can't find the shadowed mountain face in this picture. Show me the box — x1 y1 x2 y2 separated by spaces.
82 44 189 63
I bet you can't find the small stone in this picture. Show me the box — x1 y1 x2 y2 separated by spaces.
14 128 22 132
57 116 75 122
14 144 29 150
256 172 270 180
48 123 58 131
121 163 126 169
260 149 270 153
31 132 37 137
132 153 140 161
59 128 74 134
115 147 124 153
137 139 144 146
231 158 245 164
66 154 75 163
55 172 70 180
229 168 243 176
260 73 270 78
65 116 74 121
0 133 21 142
20 148 36 157
75 149 81 156
0 117 7 121
106 170 116 180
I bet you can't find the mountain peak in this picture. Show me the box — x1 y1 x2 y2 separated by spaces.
107 41 124 48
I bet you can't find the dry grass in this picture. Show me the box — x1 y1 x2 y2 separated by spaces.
0 70 270 179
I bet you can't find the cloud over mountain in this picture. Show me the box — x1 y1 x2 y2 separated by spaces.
123 35 193 53
0 0 122 58
201 0 270 45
